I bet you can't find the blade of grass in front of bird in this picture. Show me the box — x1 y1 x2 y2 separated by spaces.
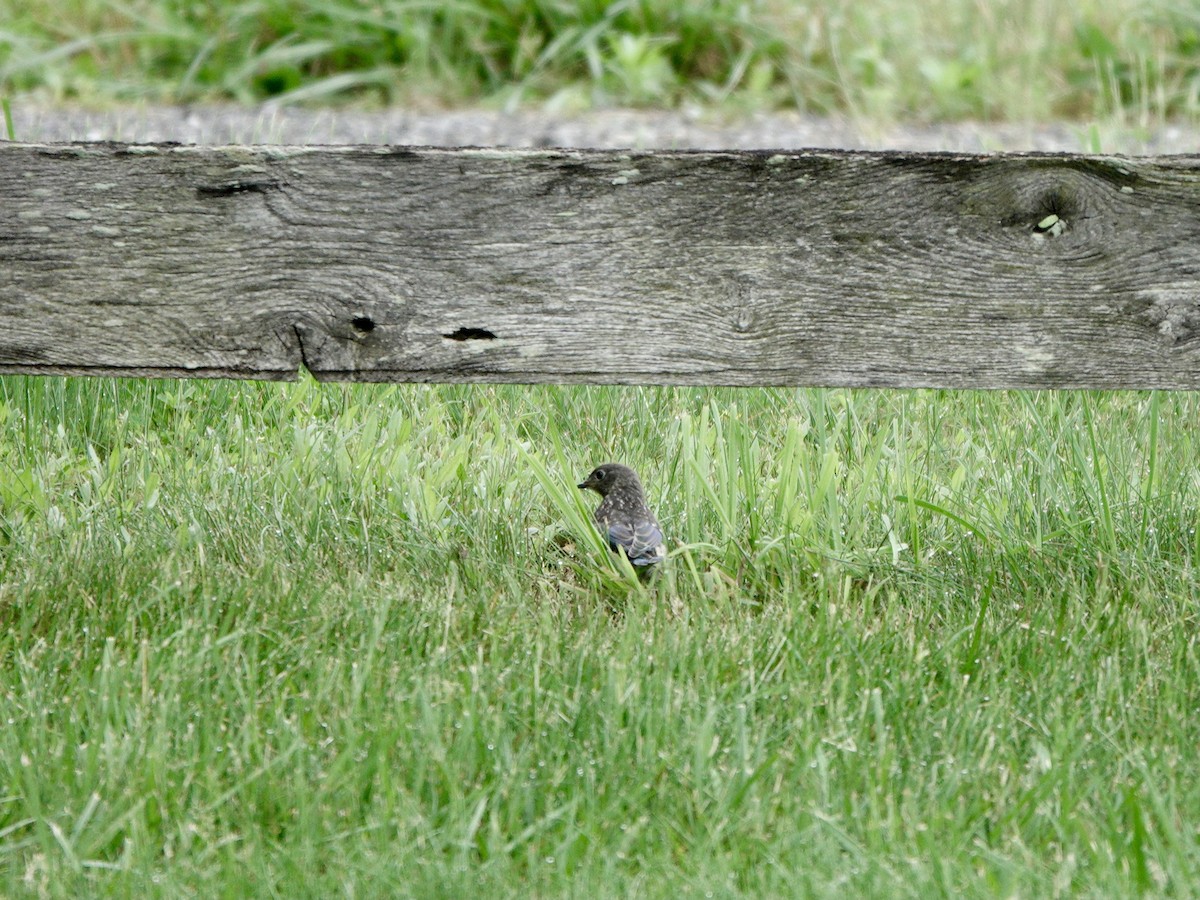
520 439 640 590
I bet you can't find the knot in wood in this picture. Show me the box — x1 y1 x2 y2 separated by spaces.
1140 287 1200 346
972 160 1136 238
723 275 758 335
732 307 756 333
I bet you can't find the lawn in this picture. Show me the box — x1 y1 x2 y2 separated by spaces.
4 1 1200 896
2 378 1199 896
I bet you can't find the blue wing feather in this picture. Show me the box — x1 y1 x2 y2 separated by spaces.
606 518 665 566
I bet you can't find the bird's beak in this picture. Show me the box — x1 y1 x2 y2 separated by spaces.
577 481 588 490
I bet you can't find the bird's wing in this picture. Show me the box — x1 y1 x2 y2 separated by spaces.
606 517 666 566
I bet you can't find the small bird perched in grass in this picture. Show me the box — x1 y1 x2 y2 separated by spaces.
577 463 666 572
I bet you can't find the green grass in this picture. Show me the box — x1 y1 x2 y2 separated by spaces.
1 376 1199 896
1 0 1199 121
3 5 1199 895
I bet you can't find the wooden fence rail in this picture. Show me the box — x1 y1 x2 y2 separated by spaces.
2 142 1199 388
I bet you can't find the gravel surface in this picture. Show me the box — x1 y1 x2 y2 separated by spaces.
9 102 1200 154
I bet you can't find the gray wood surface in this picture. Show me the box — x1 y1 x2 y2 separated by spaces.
3 141 1199 387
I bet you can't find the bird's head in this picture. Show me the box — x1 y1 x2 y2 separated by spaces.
577 463 642 497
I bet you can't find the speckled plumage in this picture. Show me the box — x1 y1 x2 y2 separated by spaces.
577 463 666 569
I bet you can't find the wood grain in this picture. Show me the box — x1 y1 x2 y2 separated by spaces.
2 142 1199 388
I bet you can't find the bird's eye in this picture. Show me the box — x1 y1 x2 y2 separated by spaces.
594 468 606 480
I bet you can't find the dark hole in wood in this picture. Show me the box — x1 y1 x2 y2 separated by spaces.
444 327 497 341
350 316 376 333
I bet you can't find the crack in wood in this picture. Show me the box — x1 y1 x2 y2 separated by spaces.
292 324 313 374
196 178 284 197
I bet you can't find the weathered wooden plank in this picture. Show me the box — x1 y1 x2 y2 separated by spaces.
2 141 1199 388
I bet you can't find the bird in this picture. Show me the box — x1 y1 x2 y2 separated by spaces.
577 463 666 571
